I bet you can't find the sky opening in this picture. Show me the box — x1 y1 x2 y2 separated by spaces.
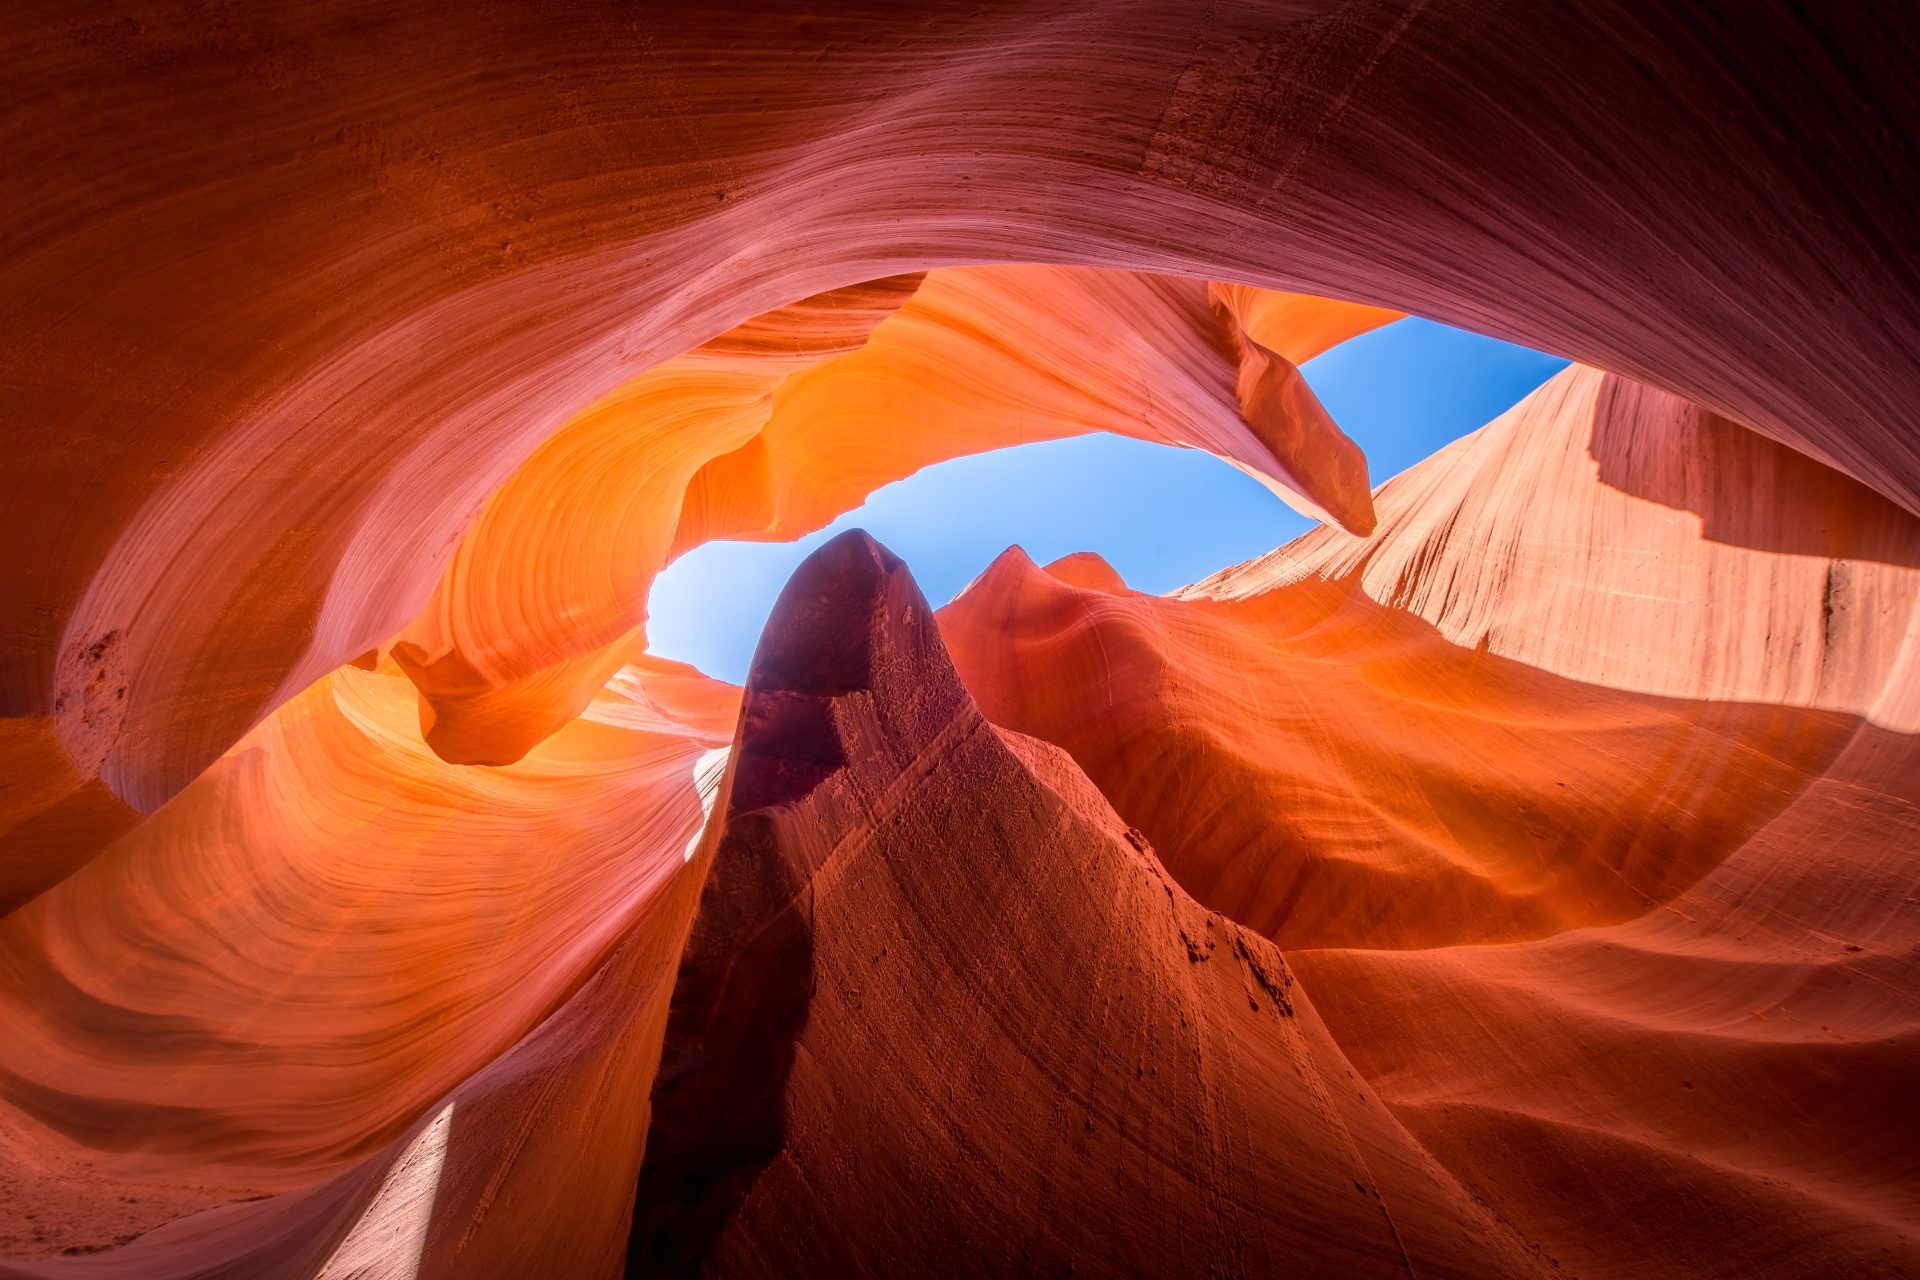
646 317 1568 683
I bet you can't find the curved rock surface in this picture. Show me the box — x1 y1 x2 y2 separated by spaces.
392 266 1389 768
941 365 1920 948
940 366 1920 1276
631 531 1549 1278
1 3 1917 1278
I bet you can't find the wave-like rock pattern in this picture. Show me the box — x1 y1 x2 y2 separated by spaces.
9 1 1920 842
1 3 1917 1277
0 656 733 1258
392 266 1389 768
940 365 1920 948
630 530 1551 1278
940 365 1920 1275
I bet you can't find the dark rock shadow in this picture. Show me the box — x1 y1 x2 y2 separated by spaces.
1588 375 1920 568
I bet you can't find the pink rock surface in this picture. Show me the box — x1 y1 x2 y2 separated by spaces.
1 5 1917 1277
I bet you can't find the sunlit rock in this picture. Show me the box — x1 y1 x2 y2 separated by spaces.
1 4 1916 1278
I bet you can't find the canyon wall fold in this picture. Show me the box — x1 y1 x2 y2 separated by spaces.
938 364 1920 1276
630 530 1552 1279
391 266 1390 769
2 2 1918 1277
7 0 1920 871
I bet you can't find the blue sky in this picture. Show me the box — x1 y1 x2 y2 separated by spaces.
646 317 1568 683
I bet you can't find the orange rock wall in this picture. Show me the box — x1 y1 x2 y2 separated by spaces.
1 3 1917 1277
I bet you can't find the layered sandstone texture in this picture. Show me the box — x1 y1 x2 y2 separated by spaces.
1 2 1917 1278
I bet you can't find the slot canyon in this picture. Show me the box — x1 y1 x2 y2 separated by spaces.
1 3 1917 1277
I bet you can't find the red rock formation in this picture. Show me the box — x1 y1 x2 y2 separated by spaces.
390 266 1390 768
1 3 1918 1278
9 1 1920 854
630 530 1550 1278
940 366 1920 950
941 366 1920 1276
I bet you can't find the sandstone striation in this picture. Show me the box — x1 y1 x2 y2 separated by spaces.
1 3 1917 1277
630 531 1550 1279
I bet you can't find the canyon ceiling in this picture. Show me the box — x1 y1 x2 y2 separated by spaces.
1 2 1917 1277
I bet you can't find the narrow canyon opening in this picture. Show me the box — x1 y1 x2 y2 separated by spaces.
644 311 1566 684
5 8 1918 1276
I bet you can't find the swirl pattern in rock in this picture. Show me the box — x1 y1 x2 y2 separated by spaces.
1 3 1917 1278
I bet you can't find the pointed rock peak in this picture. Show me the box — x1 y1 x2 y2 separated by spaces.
632 530 989 1275
729 529 971 814
951 543 1039 598
1042 551 1130 594
744 528 955 701
630 520 1549 1280
937 544 1111 647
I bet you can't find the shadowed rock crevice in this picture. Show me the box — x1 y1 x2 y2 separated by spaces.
624 806 817 1279
628 531 949 1276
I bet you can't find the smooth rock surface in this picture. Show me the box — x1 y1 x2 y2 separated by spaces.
1 5 1917 1277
